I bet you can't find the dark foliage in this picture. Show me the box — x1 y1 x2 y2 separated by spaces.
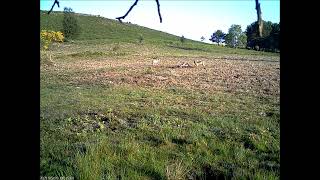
209 30 226 45
62 7 81 40
246 21 280 52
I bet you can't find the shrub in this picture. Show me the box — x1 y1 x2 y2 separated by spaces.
138 34 144 44
62 7 81 40
40 30 64 50
180 35 185 44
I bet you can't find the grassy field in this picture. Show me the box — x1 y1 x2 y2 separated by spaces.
41 11 280 179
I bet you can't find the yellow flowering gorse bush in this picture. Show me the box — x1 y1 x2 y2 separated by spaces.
40 30 64 50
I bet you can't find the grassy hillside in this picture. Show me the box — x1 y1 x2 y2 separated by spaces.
41 10 280 179
41 11 186 44
40 10 278 57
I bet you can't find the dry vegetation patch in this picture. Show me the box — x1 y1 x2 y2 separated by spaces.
66 56 279 97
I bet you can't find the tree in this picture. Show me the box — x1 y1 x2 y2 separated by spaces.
238 33 247 48
268 22 280 51
200 36 205 42
180 35 185 44
209 30 225 45
225 25 244 48
246 21 276 51
62 7 81 40
224 34 232 47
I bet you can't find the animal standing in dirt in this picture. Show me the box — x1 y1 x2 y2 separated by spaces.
152 59 161 66
194 60 205 67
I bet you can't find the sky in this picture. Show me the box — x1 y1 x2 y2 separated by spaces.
40 0 280 43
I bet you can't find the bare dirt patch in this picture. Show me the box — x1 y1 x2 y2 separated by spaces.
69 56 279 97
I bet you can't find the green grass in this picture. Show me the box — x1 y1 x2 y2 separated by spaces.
41 10 280 179
41 85 279 179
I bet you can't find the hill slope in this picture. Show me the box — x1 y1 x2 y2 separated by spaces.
41 10 188 44
40 10 278 57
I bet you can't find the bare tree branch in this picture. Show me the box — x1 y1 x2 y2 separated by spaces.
116 0 139 23
48 0 60 14
47 0 162 23
155 0 162 23
116 0 162 23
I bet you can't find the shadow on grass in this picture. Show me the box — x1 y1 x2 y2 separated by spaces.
189 165 232 180
171 138 192 145
133 165 166 180
144 135 165 146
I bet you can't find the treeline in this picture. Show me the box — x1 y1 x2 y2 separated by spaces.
246 21 279 52
208 20 280 52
